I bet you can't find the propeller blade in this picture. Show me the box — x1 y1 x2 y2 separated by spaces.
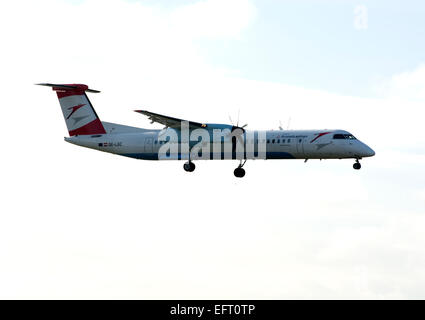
229 115 234 125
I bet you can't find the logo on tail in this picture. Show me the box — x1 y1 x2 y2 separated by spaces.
66 103 86 119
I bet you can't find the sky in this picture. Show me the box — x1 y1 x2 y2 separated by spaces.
0 0 424 299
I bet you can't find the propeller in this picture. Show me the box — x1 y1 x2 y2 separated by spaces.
277 117 291 130
279 120 283 130
228 110 247 145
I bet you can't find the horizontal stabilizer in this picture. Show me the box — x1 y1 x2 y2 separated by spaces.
36 83 100 93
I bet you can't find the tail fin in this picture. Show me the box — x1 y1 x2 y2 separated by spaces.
37 83 106 136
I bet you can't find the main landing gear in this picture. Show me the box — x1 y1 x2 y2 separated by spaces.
183 161 195 172
353 159 361 170
234 159 246 178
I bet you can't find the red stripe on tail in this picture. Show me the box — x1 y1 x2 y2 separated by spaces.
68 119 106 136
54 84 89 99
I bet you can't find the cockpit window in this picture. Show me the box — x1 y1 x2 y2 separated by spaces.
344 134 356 140
333 134 357 140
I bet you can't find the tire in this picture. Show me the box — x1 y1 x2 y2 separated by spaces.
183 163 191 172
184 162 195 172
234 167 245 178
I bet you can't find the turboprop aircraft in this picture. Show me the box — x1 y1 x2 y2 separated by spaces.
38 83 375 178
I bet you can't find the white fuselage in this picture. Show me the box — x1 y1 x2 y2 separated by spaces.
65 122 375 161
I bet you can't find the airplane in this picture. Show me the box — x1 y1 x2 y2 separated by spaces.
37 83 375 178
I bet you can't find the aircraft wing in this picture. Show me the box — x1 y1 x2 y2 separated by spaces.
134 110 208 129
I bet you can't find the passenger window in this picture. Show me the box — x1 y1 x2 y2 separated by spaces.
272 139 275 143
282 139 285 143
267 139 270 143
288 139 291 143
298 139 302 143
277 139 280 143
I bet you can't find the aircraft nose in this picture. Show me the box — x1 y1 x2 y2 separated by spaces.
362 144 375 157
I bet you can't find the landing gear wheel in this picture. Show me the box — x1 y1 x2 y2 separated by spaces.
353 162 361 170
234 167 245 178
183 161 195 172
234 159 247 178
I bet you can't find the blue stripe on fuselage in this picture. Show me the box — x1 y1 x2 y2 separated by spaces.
118 151 295 160
265 152 295 159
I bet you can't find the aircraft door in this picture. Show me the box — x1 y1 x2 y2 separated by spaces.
296 138 304 157
144 137 153 153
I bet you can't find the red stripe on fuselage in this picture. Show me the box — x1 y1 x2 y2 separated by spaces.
68 118 106 136
310 131 332 143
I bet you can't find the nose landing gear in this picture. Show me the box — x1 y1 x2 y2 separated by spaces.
353 159 361 170
183 161 196 172
234 159 246 178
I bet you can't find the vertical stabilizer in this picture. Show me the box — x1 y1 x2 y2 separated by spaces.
37 83 106 136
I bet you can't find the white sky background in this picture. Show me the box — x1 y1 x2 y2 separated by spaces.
0 0 424 299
